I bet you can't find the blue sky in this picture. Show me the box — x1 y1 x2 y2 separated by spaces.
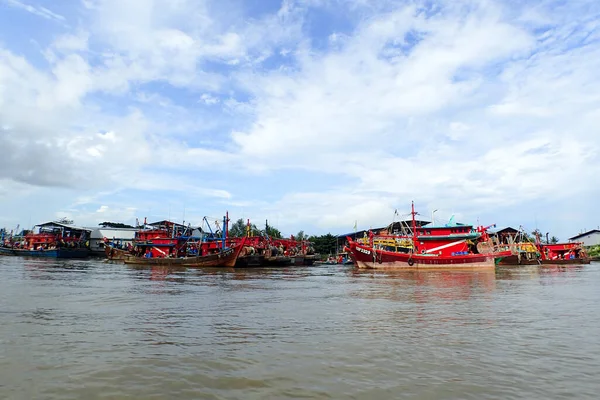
1 0 599 239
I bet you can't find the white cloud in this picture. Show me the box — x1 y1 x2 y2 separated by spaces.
2 0 65 22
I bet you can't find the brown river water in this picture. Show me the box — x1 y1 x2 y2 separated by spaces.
0 257 599 399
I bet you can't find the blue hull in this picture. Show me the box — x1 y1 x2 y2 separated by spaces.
0 247 15 256
12 248 91 259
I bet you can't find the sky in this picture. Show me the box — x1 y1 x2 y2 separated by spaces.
0 0 599 239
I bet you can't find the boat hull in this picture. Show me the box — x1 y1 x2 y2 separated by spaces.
497 255 541 266
0 247 16 256
541 258 591 265
104 245 134 261
12 248 90 258
123 242 244 268
348 240 497 270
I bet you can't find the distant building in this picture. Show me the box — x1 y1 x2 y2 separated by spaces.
568 230 600 247
36 221 92 238
488 227 520 245
88 227 138 255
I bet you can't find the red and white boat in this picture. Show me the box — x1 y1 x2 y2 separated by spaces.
347 203 510 270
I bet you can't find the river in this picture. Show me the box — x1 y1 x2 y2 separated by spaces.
0 257 598 399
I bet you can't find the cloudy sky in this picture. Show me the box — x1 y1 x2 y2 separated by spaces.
0 0 599 239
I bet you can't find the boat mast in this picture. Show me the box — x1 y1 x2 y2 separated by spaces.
411 201 418 250
225 211 229 240
222 214 227 250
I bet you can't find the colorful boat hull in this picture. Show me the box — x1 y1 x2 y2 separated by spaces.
347 239 502 270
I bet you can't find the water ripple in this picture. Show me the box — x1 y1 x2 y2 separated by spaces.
0 257 599 399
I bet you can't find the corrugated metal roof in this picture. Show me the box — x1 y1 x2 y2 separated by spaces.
36 221 92 232
569 229 600 240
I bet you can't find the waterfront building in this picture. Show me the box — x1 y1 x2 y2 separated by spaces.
88 227 138 255
568 229 600 247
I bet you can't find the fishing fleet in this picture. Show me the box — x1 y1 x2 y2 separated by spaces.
0 204 592 269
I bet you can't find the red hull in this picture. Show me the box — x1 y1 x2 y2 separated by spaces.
348 240 502 270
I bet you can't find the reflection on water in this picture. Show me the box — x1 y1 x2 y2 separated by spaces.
0 257 599 399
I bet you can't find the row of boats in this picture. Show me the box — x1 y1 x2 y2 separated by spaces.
0 214 319 269
344 203 590 269
0 205 592 270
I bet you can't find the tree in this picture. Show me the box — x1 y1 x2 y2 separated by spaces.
229 218 260 238
99 222 135 228
264 225 282 238
296 230 306 241
308 233 338 255
229 218 246 238
550 236 559 244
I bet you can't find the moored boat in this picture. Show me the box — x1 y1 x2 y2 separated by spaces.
5 222 91 259
123 239 245 268
347 203 510 270
539 242 590 265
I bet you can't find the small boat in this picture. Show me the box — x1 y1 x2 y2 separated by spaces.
495 230 590 265
347 203 510 270
539 242 590 265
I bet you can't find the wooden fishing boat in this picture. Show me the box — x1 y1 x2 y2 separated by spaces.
226 220 318 267
539 242 590 265
124 239 246 268
6 222 91 259
347 203 510 270
348 239 501 270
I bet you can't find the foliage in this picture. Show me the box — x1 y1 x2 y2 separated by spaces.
296 230 306 241
264 225 282 238
229 218 260 238
308 233 338 256
589 245 600 257
528 230 559 244
99 222 135 228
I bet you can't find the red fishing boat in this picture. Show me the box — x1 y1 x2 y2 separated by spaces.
226 220 318 268
347 203 510 270
7 222 91 258
120 215 247 268
495 230 590 265
539 242 590 264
